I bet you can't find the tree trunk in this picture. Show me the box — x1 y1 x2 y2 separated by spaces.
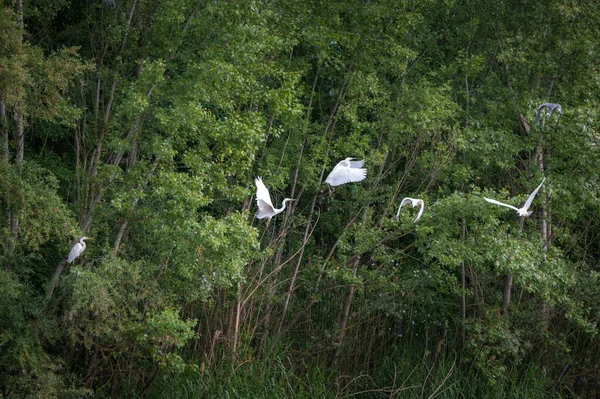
232 282 242 353
46 258 67 299
501 274 513 316
537 115 550 331
331 254 360 367
9 0 24 259
502 217 524 316
113 158 159 256
460 220 467 346
277 186 315 336
1 100 7 163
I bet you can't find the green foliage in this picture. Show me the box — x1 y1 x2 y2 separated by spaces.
1 0 600 396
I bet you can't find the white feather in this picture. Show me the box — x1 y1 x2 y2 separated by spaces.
484 178 546 217
396 197 425 222
325 158 367 187
254 177 294 220
67 237 90 263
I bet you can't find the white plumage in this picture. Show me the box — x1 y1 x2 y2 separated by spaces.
396 197 425 222
484 178 546 217
67 237 91 263
254 177 294 220
325 158 367 187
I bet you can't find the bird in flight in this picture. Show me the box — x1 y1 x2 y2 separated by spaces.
254 177 295 220
396 197 425 222
325 158 367 187
534 103 562 128
67 237 92 263
484 178 546 217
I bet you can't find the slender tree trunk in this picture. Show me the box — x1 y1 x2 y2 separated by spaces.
331 254 360 367
89 0 138 180
14 111 24 166
502 274 513 316
277 186 315 335
9 0 24 258
460 220 467 346
1 99 13 269
113 222 128 256
545 75 556 100
46 258 67 299
1 100 7 163
503 217 524 316
113 157 159 255
12 111 24 251
232 282 242 353
464 73 470 128
537 119 550 331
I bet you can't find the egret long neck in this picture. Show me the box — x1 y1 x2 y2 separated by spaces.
275 199 291 214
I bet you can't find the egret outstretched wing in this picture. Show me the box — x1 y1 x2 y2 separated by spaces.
483 197 520 211
396 198 412 219
396 197 425 222
255 177 276 219
349 159 364 168
522 178 546 211
325 158 367 186
414 201 425 222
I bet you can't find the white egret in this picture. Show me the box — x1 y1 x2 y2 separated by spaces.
396 197 425 222
325 158 367 187
484 178 546 217
67 237 91 263
254 177 295 220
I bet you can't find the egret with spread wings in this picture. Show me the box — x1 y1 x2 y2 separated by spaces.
325 158 367 187
396 197 425 222
254 177 294 220
484 178 546 217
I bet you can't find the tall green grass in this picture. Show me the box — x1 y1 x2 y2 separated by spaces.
139 343 566 399
142 355 334 398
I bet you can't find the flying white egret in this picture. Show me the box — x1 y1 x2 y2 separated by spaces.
325 157 367 187
67 237 91 263
484 178 546 217
254 177 295 220
396 197 425 222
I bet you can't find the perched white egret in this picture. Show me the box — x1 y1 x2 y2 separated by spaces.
484 178 546 217
254 177 295 220
396 197 425 222
67 237 91 263
325 158 367 187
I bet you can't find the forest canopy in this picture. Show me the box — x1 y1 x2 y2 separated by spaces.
1 0 600 397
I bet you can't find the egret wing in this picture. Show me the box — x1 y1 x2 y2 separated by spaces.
484 197 520 211
325 163 366 186
255 177 276 219
395 197 414 219
413 200 425 222
522 178 546 211
67 243 83 263
349 159 364 168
